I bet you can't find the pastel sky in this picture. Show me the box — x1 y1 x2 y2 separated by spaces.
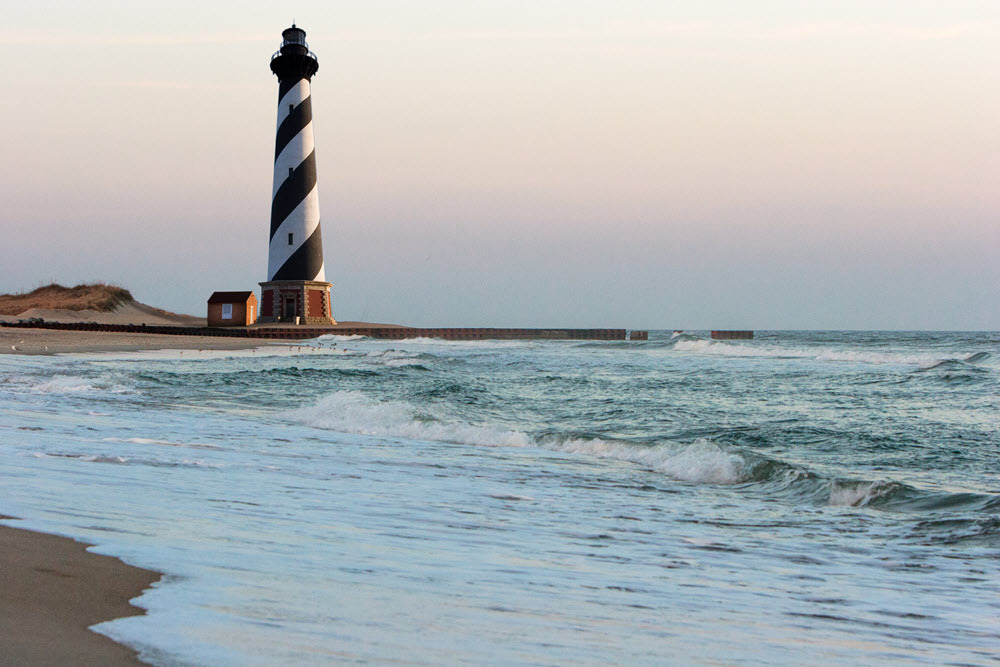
1 1 997 329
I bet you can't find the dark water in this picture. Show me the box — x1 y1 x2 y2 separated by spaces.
0 330 997 664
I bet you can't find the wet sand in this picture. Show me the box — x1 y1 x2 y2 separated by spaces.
0 521 161 665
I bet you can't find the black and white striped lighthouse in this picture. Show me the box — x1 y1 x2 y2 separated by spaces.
259 25 336 324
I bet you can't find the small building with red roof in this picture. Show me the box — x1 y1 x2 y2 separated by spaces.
207 291 258 327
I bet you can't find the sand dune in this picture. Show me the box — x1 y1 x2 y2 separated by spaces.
0 284 205 326
6 301 205 326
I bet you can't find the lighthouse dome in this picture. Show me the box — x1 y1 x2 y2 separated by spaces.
280 25 308 52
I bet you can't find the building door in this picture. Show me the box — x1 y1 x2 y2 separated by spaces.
283 295 296 320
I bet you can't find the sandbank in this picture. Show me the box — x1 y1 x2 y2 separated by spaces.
0 520 160 665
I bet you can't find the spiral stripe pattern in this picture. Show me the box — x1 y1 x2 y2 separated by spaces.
267 75 325 282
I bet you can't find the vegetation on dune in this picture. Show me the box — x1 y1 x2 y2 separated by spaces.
0 283 135 315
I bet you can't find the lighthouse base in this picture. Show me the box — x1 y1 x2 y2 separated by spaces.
258 280 336 325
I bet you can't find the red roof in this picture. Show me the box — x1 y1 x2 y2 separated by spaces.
207 291 255 304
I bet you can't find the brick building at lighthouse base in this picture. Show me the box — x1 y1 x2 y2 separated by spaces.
258 280 336 325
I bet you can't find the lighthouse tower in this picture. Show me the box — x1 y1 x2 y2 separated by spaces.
259 25 336 324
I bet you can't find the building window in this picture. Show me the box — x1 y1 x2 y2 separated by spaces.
222 303 233 320
288 233 294 245
289 103 294 115
288 167 293 177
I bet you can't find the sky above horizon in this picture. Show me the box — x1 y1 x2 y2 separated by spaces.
1 1 997 329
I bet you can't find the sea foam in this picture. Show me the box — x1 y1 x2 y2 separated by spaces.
287 391 749 485
7 373 138 395
286 390 534 447
286 391 979 505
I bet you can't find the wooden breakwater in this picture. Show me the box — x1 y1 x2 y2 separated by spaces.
711 330 754 340
1 320 635 342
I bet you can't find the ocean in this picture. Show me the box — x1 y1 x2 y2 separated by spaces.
1 330 997 665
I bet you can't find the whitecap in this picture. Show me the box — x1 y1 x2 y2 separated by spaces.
286 390 533 447
314 334 367 342
29 374 136 395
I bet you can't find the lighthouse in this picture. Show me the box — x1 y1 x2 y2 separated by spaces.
258 25 336 324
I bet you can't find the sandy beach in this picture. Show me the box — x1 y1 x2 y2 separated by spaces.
0 319 416 355
0 520 160 664
0 327 286 355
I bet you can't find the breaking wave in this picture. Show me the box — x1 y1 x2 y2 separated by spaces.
364 349 436 370
379 337 537 350
4 373 138 395
286 391 534 447
313 334 368 343
286 391 1000 515
910 358 993 384
670 339 991 367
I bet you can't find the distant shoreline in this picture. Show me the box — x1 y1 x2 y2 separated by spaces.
0 520 160 665
1 323 635 350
